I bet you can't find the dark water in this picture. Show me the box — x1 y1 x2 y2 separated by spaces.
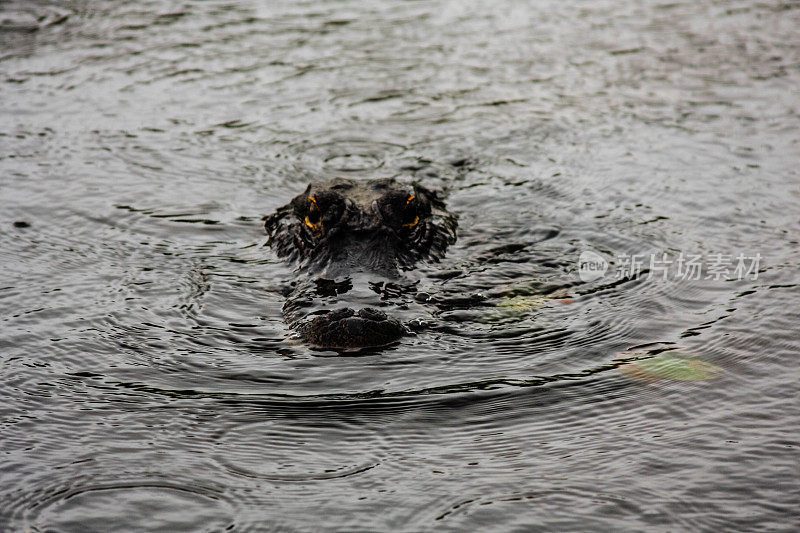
2 0 799 531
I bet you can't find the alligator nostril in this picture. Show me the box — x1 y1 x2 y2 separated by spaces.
356 307 388 321
325 307 355 320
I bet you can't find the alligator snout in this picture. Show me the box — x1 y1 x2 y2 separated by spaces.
298 307 405 350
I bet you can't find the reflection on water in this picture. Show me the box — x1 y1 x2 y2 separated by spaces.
1 0 799 530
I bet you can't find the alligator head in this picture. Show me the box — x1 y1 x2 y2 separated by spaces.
265 177 457 350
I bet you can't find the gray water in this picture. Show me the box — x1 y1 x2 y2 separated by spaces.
2 0 799 531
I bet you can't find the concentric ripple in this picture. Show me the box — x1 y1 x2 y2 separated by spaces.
22 483 233 533
213 420 381 481
288 139 408 173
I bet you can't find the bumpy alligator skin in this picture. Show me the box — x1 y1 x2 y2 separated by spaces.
265 178 457 350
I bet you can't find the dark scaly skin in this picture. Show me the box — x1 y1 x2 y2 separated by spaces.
265 178 457 350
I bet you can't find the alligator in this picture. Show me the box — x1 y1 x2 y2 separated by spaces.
264 177 457 350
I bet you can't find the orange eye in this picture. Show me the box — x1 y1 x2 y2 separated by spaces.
304 216 320 231
402 216 419 227
304 196 321 231
402 195 419 227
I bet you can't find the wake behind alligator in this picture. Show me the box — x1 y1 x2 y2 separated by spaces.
264 177 457 350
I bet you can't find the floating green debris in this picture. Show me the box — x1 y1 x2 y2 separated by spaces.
619 352 720 381
497 295 552 310
497 294 575 311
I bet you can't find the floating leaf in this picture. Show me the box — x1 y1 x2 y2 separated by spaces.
619 352 720 381
497 295 551 310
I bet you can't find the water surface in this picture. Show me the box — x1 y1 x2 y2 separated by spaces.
2 0 799 531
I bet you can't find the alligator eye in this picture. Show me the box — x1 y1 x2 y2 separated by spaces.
304 196 322 232
401 195 419 228
304 214 320 231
